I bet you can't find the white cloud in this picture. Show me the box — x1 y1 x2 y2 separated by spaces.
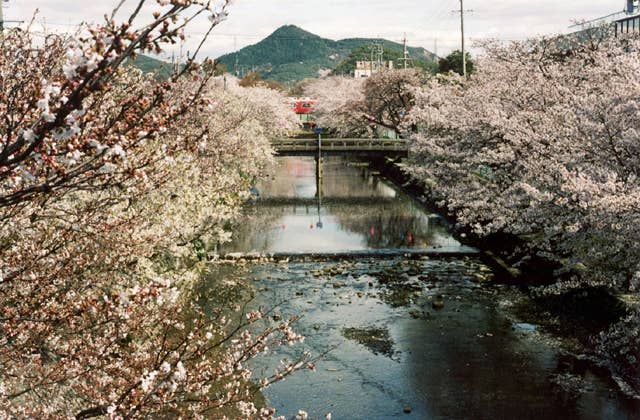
4 0 624 59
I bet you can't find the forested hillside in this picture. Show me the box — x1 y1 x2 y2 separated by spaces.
216 25 437 83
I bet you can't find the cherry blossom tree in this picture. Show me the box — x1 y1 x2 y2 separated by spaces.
361 68 425 136
302 76 365 136
303 69 424 137
406 32 640 394
0 1 309 418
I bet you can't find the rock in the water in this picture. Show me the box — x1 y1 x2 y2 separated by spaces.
403 407 412 414
409 309 421 319
432 300 445 310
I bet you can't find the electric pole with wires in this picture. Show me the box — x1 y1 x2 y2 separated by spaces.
399 33 413 70
453 0 473 78
0 0 7 32
0 0 21 33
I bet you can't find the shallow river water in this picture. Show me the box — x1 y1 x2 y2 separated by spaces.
215 157 639 419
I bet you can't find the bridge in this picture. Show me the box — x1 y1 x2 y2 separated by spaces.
271 137 410 157
248 196 398 207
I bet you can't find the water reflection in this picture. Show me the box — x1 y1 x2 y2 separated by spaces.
242 260 640 420
223 157 462 253
260 157 397 199
207 155 640 419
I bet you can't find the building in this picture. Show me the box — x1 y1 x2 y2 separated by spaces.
569 1 639 34
354 60 394 78
615 1 640 34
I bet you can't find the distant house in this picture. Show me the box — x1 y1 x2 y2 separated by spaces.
570 1 639 36
354 60 394 78
615 1 640 34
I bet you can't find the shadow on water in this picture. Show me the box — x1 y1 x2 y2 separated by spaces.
222 157 461 254
209 157 640 419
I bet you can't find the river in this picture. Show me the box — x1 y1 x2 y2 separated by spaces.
212 156 639 419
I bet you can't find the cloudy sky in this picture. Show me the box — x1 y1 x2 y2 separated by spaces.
3 0 626 59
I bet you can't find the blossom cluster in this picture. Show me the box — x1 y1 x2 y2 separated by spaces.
404 33 640 394
0 1 308 418
302 69 424 138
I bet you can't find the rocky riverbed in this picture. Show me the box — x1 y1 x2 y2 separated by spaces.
203 257 640 419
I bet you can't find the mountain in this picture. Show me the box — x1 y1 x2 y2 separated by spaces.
126 54 174 79
215 25 437 83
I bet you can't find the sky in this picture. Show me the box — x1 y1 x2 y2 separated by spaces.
2 0 627 60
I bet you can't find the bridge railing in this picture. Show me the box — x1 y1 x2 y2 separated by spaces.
271 138 410 153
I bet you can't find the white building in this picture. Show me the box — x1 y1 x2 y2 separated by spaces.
571 0 639 33
354 60 394 78
616 0 640 34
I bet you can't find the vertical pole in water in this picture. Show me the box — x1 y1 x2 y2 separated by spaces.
315 128 323 199
316 135 323 228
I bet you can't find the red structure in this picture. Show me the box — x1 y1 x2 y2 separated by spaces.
293 99 316 114
290 98 316 129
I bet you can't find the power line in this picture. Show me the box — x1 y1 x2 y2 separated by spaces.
399 33 414 69
0 0 23 32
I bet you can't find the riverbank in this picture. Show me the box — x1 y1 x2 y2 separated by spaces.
370 156 640 399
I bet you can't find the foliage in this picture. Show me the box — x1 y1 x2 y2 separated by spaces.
126 54 175 79
404 34 640 393
303 69 424 137
239 71 284 91
302 76 366 137
437 49 474 76
0 1 306 418
361 68 425 134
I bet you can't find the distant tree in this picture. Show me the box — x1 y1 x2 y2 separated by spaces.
361 69 426 135
438 50 475 76
288 79 313 97
304 69 425 137
213 61 228 76
239 71 284 91
239 71 263 87
262 79 285 91
303 76 366 136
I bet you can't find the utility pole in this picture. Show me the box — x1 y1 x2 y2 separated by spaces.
453 0 472 78
459 0 466 78
402 33 409 69
0 1 21 34
0 0 7 32
369 43 376 73
234 36 239 77
376 43 383 70
399 33 412 70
